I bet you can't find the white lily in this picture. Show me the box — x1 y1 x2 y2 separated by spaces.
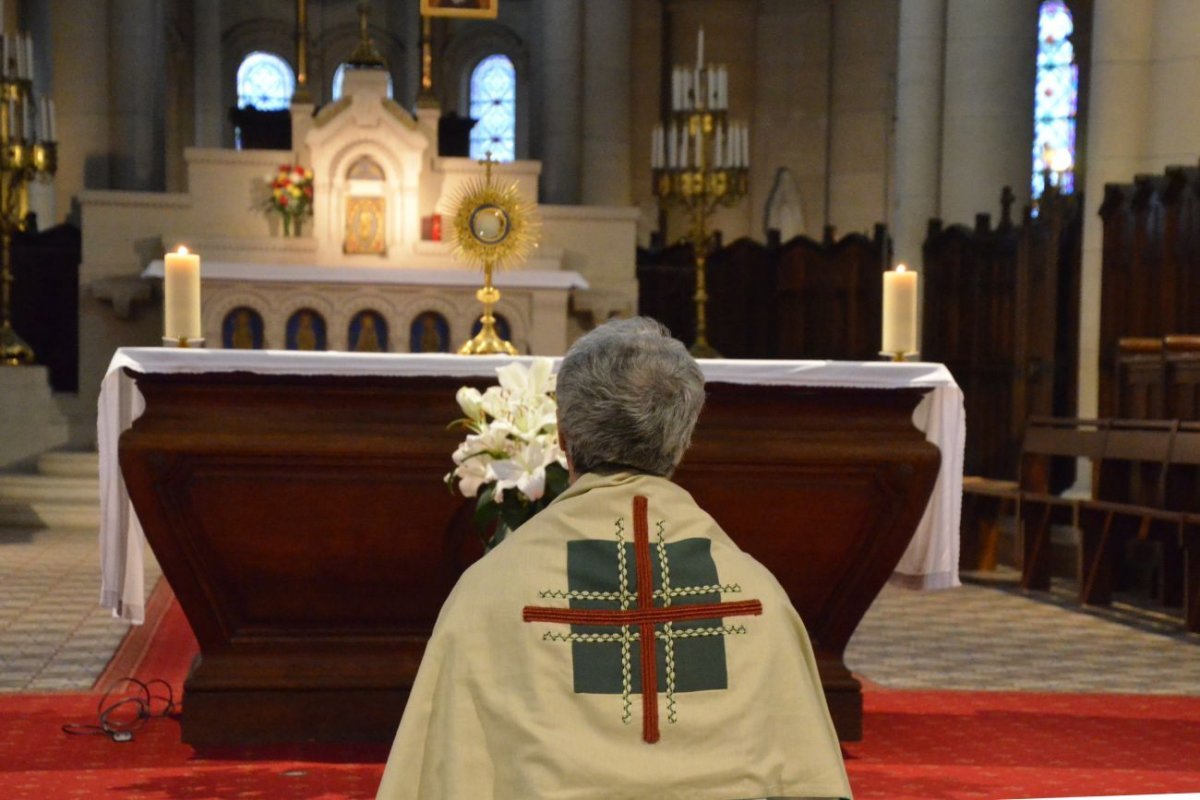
455 386 485 425
496 358 556 399
490 440 551 502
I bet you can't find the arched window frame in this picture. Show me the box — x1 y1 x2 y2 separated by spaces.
442 24 530 160
236 50 296 111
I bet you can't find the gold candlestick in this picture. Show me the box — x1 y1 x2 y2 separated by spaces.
458 261 516 356
652 53 748 358
1 52 58 366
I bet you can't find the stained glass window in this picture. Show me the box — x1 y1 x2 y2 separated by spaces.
1032 1 1078 198
469 54 516 162
237 51 295 111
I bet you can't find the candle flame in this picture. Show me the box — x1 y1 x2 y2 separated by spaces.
896 264 907 273
176 245 190 255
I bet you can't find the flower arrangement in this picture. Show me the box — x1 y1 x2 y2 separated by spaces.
266 164 314 235
446 358 569 550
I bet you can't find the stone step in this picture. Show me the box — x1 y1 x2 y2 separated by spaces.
37 450 100 479
0 474 99 504
0 501 100 530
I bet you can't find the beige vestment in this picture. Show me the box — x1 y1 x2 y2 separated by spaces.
377 471 852 800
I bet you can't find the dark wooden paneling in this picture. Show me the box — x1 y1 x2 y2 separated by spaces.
922 189 1081 483
1100 165 1200 417
119 371 939 745
637 226 889 360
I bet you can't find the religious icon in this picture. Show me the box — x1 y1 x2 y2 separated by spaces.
409 311 450 353
350 310 389 352
344 196 387 255
420 0 497 19
286 309 327 351
222 306 264 349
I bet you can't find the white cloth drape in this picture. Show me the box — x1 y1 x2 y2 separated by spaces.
98 349 965 623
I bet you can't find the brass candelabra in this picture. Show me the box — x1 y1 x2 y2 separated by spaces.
651 29 748 358
0 33 57 366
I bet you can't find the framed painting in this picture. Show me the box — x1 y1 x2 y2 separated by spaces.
344 196 386 255
420 0 498 19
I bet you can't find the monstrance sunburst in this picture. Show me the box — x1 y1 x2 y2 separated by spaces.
448 156 538 355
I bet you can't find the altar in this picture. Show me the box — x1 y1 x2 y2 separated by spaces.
99 348 963 744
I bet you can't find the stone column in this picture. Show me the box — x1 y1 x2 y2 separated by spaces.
1144 0 1200 169
49 0 109 211
108 0 166 190
580 0 632 206
891 0 946 271
1076 0 1154 418
939 0 1037 223
193 0 222 148
537 0 582 204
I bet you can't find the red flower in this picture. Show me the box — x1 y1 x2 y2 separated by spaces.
279 195 289 207
294 165 304 175
304 186 313 196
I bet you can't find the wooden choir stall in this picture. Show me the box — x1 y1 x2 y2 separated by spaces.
100 349 964 745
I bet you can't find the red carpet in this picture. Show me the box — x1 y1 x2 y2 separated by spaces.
2 585 1198 799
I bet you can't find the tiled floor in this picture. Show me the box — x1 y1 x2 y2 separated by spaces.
0 526 160 692
0 524 1196 695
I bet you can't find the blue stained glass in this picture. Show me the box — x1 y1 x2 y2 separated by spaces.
237 51 295 111
1031 1 1078 198
469 54 516 162
332 63 347 101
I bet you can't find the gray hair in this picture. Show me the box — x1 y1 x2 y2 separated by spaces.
556 317 706 478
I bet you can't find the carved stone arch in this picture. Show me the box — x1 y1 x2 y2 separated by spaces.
206 287 278 348
396 292 468 348
441 23 531 159
326 140 407 255
316 22 406 104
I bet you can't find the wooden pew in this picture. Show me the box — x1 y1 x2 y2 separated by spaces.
1075 420 1180 606
1169 424 1200 632
1018 418 1110 591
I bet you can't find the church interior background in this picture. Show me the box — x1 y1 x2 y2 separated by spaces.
1 0 1199 696
0 1 1199 794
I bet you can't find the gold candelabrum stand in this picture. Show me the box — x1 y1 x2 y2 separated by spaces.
458 261 516 356
0 64 57 366
651 42 748 358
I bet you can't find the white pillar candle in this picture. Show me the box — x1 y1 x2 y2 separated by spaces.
671 68 680 111
694 66 701 108
718 67 727 110
680 126 688 168
882 264 918 355
667 122 677 168
696 124 704 167
742 123 750 167
714 124 723 169
164 245 202 342
23 35 32 80
48 98 56 140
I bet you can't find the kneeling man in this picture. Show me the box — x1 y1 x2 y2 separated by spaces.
377 317 851 800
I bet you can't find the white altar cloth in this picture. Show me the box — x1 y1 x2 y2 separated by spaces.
98 349 964 623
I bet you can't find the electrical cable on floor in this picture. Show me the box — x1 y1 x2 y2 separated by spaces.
62 677 176 743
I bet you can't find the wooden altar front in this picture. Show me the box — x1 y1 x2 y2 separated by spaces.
111 353 948 745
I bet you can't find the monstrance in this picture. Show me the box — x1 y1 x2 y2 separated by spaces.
449 156 538 355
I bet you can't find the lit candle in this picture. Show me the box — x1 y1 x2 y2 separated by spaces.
164 245 202 343
882 264 918 356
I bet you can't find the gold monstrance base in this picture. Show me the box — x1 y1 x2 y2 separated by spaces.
458 283 517 356
0 321 34 365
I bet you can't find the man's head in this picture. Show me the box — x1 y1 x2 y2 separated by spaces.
555 317 705 479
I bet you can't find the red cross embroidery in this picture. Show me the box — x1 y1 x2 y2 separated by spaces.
523 495 762 744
